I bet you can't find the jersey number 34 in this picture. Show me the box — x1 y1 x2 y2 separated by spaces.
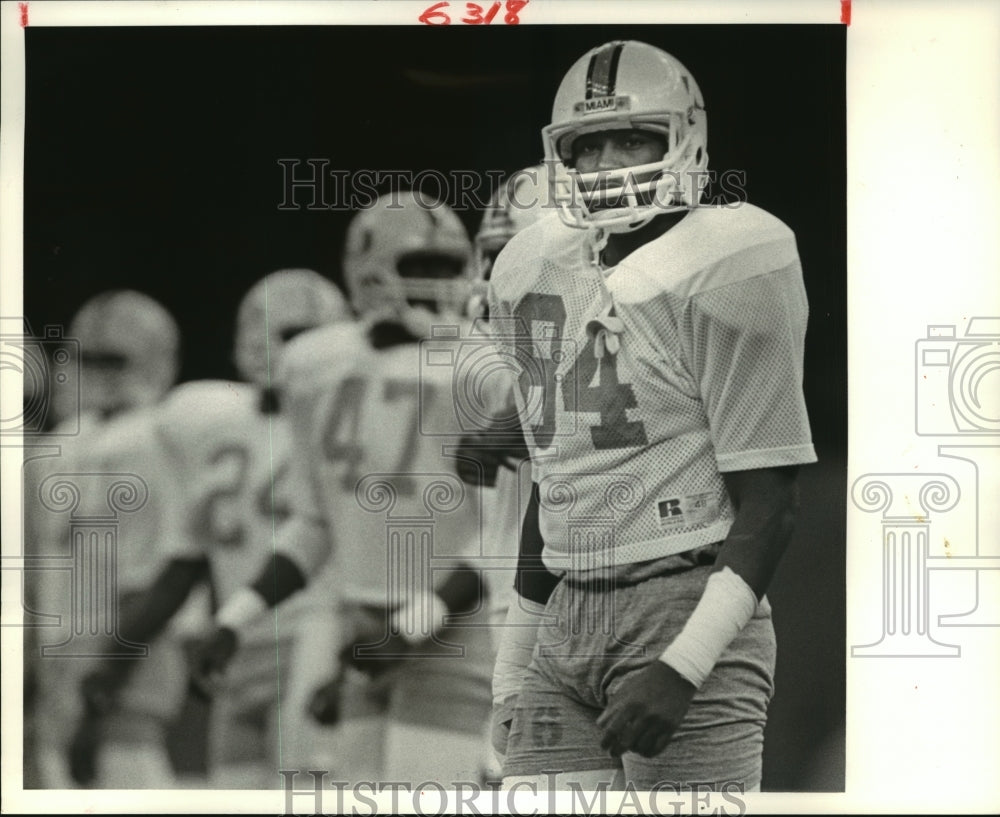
512 292 648 451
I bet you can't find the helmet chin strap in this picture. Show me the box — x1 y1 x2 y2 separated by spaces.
589 228 611 269
602 209 661 235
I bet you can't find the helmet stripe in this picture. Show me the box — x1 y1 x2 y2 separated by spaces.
606 41 624 96
584 51 599 99
585 40 625 99
424 203 440 229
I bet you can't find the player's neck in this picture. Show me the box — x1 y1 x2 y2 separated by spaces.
599 210 689 269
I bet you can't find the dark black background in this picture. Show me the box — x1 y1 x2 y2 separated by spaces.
24 24 846 790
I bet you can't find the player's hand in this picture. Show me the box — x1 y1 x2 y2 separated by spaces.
339 634 411 678
455 429 528 487
491 715 514 761
308 674 343 725
67 714 101 786
597 661 697 758
189 625 239 700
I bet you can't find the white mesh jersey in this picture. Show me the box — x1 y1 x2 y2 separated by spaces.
28 408 192 741
488 205 817 573
278 321 486 608
156 380 328 708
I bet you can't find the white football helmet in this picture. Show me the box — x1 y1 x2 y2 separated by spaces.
69 290 181 417
468 166 552 317
473 165 552 283
234 268 350 387
542 40 709 232
342 190 472 331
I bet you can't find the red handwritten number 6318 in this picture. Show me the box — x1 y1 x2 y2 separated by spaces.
419 1 528 26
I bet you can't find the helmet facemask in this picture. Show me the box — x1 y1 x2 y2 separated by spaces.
543 41 710 234
545 113 708 233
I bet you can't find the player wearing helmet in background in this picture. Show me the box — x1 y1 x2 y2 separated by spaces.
468 166 555 318
24 290 189 788
58 289 181 423
488 41 817 791
192 191 496 784
453 167 555 778
69 270 352 788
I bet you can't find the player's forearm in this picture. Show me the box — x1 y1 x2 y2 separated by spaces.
659 466 799 690
214 517 325 634
118 557 208 644
513 482 561 605
714 466 800 599
79 558 208 711
216 552 308 632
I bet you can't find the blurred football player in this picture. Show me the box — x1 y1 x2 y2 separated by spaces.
25 290 187 788
454 168 554 777
194 191 495 784
488 41 817 791
72 269 352 788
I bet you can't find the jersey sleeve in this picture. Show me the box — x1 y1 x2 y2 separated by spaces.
151 397 210 561
271 342 333 576
686 262 817 472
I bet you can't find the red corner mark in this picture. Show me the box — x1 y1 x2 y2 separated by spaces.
19 2 29 27
840 0 851 26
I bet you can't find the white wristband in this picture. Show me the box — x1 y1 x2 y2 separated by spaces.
215 587 268 636
659 567 759 689
391 591 449 646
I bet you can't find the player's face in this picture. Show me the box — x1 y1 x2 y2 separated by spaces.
570 129 667 173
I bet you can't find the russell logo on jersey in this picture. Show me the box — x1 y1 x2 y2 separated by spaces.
657 491 718 529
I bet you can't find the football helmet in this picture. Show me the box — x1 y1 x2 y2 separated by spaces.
542 40 709 232
69 290 180 417
473 165 551 284
468 166 551 318
342 190 472 331
234 268 350 387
